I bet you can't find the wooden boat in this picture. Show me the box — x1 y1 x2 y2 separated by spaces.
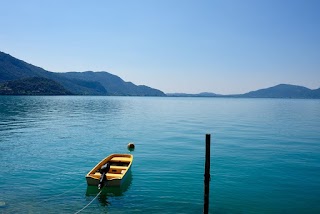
86 154 133 188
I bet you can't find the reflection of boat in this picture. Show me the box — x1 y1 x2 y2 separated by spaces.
86 154 133 188
86 171 132 197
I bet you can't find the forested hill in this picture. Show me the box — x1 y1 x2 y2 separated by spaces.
0 77 72 95
0 51 166 96
239 84 320 99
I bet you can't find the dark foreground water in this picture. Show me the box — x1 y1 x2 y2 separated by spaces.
0 96 320 213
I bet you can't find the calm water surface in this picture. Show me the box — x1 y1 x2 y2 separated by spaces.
0 96 320 213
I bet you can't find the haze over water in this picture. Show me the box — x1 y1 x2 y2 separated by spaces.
0 96 320 213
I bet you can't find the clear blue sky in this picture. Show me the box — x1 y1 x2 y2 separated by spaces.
1 0 319 94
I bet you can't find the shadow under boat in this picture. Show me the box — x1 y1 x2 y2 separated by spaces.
86 171 133 198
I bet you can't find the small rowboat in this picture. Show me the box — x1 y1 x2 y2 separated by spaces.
86 154 133 188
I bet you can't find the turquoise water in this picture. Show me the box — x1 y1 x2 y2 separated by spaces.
0 96 320 213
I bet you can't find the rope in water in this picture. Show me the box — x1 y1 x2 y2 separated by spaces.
42 183 86 202
74 189 102 214
31 182 86 207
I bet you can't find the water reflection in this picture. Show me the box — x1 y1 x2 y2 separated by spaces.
85 172 132 206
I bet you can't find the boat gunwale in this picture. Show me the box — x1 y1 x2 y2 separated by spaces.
86 153 133 183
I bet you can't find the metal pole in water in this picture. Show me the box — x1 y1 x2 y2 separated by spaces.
204 134 211 214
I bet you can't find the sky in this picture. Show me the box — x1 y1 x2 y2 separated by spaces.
1 0 319 94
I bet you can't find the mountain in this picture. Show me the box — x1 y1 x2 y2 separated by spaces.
1 51 319 98
0 51 165 96
240 84 320 99
313 88 320 96
58 71 165 96
0 77 72 95
0 51 52 81
167 84 320 99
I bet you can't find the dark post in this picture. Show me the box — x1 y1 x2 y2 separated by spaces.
204 134 211 214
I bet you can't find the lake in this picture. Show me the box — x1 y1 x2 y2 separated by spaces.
0 96 320 213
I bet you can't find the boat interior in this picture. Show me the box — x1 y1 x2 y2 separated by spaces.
91 156 131 180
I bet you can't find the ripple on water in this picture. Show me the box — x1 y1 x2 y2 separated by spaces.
0 97 320 213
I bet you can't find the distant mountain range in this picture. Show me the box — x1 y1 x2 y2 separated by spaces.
168 84 320 99
239 84 320 99
0 51 165 96
0 51 319 98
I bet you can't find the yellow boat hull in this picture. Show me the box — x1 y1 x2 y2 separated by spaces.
86 154 133 187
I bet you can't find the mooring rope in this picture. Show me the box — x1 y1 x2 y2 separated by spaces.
42 183 86 202
74 189 102 214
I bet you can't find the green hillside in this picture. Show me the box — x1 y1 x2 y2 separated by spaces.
0 51 165 96
0 77 72 95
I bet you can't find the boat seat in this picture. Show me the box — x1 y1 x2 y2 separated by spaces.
107 173 123 179
91 172 122 179
110 166 127 170
110 157 131 162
